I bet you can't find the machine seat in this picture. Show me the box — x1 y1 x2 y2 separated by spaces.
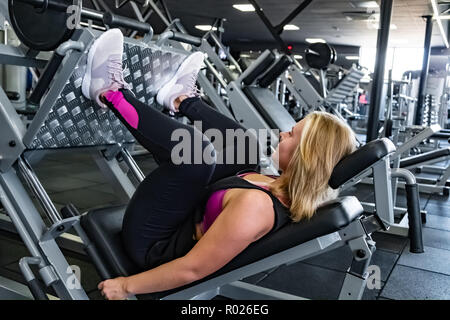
400 147 450 168
80 196 363 299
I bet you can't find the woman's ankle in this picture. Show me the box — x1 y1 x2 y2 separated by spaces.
173 95 189 112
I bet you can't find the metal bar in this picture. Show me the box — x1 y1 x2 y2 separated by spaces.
0 171 88 299
373 159 395 226
196 72 235 119
219 281 307 300
247 0 288 53
274 0 313 33
162 230 344 299
0 44 48 68
366 0 393 142
92 151 136 202
147 0 171 27
203 59 228 88
81 8 104 22
120 148 145 183
414 16 433 125
96 0 113 13
200 41 235 83
130 6 153 38
207 32 242 74
0 276 33 300
159 0 173 22
17 157 62 224
392 124 441 158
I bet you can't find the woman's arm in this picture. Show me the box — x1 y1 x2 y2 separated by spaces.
99 189 275 299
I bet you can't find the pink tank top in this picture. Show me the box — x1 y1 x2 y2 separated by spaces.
200 173 270 233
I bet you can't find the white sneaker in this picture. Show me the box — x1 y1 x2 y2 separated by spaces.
156 52 205 112
81 28 131 108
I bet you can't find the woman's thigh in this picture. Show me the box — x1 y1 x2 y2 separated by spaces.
122 161 214 267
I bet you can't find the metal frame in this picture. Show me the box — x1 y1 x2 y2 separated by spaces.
159 217 374 300
247 0 313 54
366 0 394 142
0 11 382 300
414 16 433 126
0 26 192 299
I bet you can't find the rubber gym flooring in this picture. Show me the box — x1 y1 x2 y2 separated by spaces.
0 139 449 300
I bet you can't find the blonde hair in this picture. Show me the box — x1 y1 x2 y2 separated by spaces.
270 112 356 222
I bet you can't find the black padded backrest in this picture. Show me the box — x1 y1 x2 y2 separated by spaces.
142 196 363 299
329 138 396 189
242 52 276 86
80 196 363 299
80 205 140 277
243 86 296 132
258 55 292 88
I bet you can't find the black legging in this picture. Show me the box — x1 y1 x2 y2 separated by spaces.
104 89 259 269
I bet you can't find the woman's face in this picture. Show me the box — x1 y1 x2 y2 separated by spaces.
272 119 305 171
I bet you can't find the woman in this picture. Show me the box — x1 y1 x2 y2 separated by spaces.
81 29 356 300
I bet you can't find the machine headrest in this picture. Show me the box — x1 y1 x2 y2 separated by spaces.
328 138 396 189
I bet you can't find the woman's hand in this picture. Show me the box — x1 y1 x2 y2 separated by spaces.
98 277 130 300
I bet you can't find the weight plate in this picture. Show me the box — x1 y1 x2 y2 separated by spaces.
8 0 81 51
305 42 333 70
331 47 338 64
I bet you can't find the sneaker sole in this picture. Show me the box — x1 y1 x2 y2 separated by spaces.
156 52 204 110
156 75 178 110
81 36 100 101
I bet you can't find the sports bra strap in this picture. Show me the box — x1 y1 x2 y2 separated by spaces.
201 176 292 233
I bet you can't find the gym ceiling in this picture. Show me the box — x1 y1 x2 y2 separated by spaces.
89 0 447 52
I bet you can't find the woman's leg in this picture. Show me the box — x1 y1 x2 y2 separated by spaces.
103 89 201 163
177 97 261 182
102 89 216 268
81 29 217 268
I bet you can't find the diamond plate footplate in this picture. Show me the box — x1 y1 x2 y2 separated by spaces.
29 41 186 149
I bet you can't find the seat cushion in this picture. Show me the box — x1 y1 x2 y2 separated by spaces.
80 196 363 299
329 138 396 189
80 205 140 277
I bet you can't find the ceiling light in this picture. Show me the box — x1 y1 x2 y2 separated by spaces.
431 0 450 48
195 25 217 31
305 38 326 43
345 56 360 60
373 23 397 29
435 15 450 19
232 4 255 12
293 55 303 59
283 24 300 31
350 1 379 9
391 38 409 44
240 54 251 58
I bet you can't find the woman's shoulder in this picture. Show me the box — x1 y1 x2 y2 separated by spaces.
225 187 273 208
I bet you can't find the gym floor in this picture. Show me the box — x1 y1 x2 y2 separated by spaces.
0 138 449 300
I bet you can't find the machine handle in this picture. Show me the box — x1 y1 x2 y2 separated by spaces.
405 183 424 253
103 12 152 34
28 52 64 105
170 31 202 47
28 278 49 300
258 55 292 88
